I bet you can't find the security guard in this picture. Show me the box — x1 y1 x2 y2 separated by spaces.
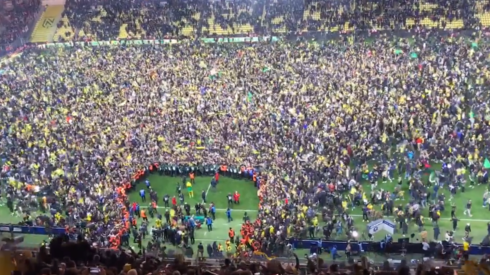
229 228 235 244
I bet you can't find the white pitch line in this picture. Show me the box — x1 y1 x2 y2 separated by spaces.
150 205 257 211
348 214 488 222
203 183 212 203
195 237 228 241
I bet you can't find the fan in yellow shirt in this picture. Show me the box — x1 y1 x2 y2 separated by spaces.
186 181 194 198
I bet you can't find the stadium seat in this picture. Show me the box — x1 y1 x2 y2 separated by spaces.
53 15 74 41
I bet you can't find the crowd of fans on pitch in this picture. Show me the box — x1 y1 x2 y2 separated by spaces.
3 1 490 275
2 24 490 255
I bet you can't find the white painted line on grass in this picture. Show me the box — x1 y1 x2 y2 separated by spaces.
195 237 228 241
204 183 212 204
151 205 258 211
348 214 488 222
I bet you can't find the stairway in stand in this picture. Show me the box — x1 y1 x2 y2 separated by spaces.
30 6 64 43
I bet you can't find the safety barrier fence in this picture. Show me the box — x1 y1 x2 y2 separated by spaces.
1 224 490 255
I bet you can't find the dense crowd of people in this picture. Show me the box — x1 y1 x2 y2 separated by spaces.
1 27 490 252
16 234 485 275
3 0 490 274
53 0 485 42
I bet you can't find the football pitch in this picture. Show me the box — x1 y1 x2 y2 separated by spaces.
1 166 489 260
127 174 261 249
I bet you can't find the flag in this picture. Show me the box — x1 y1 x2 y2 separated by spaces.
2 164 9 173
209 68 218 79
262 67 271 72
394 49 403 55
410 52 418 59
429 171 436 183
484 158 490 169
247 92 253 102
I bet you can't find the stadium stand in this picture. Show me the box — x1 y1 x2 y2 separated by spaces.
30 5 64 43
46 0 488 42
0 0 42 54
2 0 490 47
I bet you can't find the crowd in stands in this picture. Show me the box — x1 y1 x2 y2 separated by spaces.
15 235 486 275
51 0 486 42
0 0 41 54
0 0 487 48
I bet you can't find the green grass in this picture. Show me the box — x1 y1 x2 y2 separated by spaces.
345 161 490 244
128 175 259 211
127 174 264 258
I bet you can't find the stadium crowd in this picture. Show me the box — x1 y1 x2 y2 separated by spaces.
2 28 490 250
0 0 42 55
16 234 479 275
2 0 490 274
53 0 482 42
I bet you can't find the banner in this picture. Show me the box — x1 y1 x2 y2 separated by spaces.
0 225 63 235
367 219 396 235
39 37 280 48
